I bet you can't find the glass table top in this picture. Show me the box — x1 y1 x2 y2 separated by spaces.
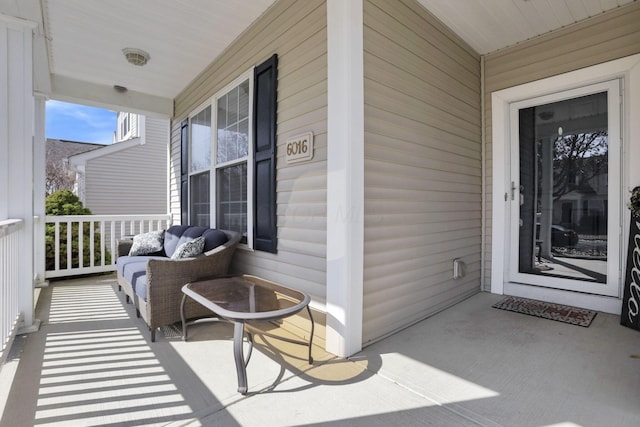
183 275 309 320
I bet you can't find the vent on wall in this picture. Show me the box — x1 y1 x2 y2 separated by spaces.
453 258 466 279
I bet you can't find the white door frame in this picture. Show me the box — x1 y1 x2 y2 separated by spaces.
491 54 640 314
508 80 621 296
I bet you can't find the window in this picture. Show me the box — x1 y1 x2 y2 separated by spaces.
182 55 277 252
117 112 137 141
122 114 129 137
188 106 211 227
187 76 251 239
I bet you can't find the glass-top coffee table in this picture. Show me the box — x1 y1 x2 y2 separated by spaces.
180 274 314 394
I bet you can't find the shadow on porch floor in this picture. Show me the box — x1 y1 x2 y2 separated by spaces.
1 274 639 426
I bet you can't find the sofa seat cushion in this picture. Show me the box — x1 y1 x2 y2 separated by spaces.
134 274 148 301
117 255 167 302
116 255 166 276
119 259 152 301
122 261 148 297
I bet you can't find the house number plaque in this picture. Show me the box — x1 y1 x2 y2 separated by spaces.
286 132 314 164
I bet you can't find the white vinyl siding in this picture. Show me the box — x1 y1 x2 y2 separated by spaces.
84 116 168 215
482 2 640 291
171 0 327 343
362 0 482 344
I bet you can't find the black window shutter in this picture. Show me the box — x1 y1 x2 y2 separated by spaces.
180 119 189 225
253 54 278 253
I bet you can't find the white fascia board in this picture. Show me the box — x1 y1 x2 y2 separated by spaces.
67 137 142 170
51 74 173 118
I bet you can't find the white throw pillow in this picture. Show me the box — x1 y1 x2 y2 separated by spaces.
128 230 165 256
171 236 205 259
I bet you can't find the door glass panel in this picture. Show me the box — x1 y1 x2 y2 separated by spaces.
518 92 608 283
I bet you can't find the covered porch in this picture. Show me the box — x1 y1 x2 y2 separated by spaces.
1 274 639 426
2 0 640 424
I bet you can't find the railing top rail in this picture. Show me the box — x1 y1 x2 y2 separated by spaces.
0 219 23 238
45 214 172 222
0 218 23 227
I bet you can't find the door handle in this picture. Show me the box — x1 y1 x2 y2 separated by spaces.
511 181 517 201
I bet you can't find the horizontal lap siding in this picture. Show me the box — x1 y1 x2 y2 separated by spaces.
362 0 481 344
85 117 168 215
171 0 328 329
482 2 640 291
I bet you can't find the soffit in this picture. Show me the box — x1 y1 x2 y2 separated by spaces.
42 0 276 100
2 0 635 110
417 0 636 55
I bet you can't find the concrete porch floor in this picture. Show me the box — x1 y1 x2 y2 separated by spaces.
1 274 639 427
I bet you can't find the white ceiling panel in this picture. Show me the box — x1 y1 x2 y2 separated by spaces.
1 0 635 113
417 0 636 55
43 0 276 100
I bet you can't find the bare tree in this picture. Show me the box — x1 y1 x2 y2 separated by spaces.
46 158 75 196
553 131 608 201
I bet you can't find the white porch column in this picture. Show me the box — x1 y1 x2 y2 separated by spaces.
326 0 365 357
0 14 38 332
34 94 47 287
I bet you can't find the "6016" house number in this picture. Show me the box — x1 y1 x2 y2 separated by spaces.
285 132 314 164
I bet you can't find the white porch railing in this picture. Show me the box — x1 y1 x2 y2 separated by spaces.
1 219 23 365
45 214 172 279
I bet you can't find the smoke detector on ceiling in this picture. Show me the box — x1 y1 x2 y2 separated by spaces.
122 48 150 66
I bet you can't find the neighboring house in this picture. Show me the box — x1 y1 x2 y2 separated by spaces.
45 139 103 196
68 112 169 215
2 0 640 359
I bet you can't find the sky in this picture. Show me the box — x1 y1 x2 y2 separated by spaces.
46 100 117 145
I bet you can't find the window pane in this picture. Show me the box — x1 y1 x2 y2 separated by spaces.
190 106 211 172
217 80 249 164
216 163 247 240
190 171 210 227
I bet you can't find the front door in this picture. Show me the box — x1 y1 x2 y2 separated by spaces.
509 80 621 297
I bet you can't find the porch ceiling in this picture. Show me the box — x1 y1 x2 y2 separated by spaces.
0 0 635 114
417 0 635 55
42 0 276 100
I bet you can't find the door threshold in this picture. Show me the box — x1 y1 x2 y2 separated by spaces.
502 282 621 314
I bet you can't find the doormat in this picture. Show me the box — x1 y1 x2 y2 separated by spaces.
492 296 597 327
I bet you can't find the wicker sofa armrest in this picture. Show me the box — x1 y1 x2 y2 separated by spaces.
116 239 134 258
144 230 241 329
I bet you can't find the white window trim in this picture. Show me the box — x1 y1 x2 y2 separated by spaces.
187 103 212 228
117 112 138 142
187 69 255 248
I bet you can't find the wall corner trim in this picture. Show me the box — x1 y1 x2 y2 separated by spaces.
326 0 365 358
